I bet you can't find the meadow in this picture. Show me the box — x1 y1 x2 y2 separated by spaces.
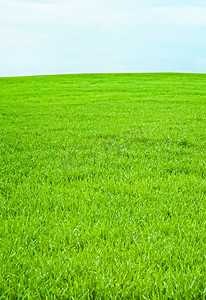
0 73 206 299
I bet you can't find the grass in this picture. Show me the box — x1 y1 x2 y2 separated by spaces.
0 73 206 299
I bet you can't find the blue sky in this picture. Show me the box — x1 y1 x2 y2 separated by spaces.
0 0 206 76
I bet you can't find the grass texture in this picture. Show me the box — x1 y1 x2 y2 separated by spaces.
0 73 206 299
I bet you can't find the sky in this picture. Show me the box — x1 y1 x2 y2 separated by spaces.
0 0 206 76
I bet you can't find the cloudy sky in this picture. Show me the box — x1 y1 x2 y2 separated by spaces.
0 0 206 76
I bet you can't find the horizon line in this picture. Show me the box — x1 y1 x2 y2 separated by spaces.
1 71 206 79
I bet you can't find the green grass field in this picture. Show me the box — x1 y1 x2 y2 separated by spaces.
0 73 206 299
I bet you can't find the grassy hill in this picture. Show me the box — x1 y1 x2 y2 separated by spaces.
0 73 206 299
